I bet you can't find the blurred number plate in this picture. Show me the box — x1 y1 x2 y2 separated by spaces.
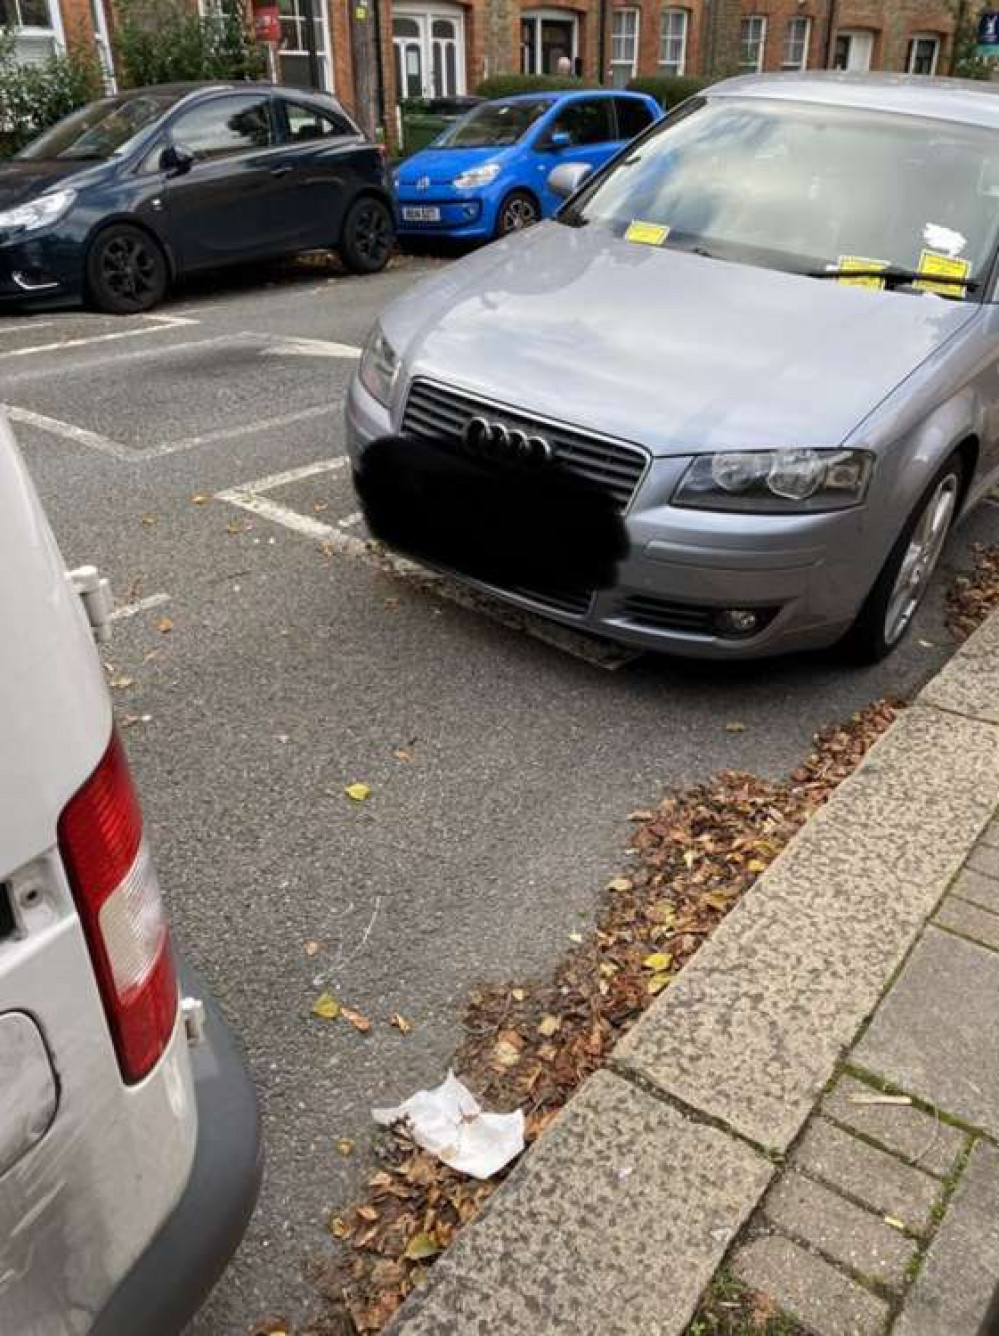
403 206 441 222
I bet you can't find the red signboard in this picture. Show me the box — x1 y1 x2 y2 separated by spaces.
253 4 280 44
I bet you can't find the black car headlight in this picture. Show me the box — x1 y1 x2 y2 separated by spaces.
673 448 873 513
0 188 76 236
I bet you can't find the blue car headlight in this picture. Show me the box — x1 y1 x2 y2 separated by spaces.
453 162 501 190
0 188 76 236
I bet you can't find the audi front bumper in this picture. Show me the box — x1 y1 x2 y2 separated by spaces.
344 374 878 660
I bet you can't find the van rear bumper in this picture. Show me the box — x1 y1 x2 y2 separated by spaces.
90 959 262 1336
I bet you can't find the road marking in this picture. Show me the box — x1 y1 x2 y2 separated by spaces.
0 320 59 336
150 404 335 458
214 459 639 669
261 336 362 360
4 405 131 459
111 592 171 622
0 313 197 359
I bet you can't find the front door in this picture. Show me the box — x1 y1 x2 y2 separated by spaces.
161 93 300 270
393 7 466 101
833 29 874 70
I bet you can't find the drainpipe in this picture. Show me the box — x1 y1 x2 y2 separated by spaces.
822 0 838 66
301 0 322 88
597 0 607 83
371 0 387 127
950 0 967 73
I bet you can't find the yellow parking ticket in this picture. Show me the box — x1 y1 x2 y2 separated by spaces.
836 256 888 290
914 250 971 297
625 219 669 247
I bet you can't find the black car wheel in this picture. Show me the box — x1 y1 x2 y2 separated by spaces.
86 224 168 315
340 197 394 274
495 190 540 237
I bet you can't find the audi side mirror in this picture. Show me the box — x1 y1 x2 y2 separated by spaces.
548 161 591 200
160 142 195 177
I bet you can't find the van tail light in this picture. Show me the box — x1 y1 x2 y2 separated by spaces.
58 730 178 1084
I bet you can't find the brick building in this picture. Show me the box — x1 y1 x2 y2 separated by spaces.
6 0 968 135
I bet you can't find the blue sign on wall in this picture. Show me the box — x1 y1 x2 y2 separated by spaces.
977 10 999 55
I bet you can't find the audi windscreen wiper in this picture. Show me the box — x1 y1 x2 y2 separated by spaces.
808 264 979 294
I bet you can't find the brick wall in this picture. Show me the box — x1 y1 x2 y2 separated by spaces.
734 0 955 72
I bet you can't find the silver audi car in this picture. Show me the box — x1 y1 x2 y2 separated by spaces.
347 73 999 660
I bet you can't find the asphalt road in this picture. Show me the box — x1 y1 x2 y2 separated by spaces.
3 253 997 1336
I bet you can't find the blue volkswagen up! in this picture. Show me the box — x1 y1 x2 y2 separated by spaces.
395 89 662 242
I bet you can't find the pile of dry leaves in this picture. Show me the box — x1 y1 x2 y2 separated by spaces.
947 542 999 640
307 699 902 1335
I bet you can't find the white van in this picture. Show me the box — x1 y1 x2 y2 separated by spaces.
0 410 260 1335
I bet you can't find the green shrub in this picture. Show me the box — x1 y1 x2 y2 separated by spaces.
475 73 596 99
0 28 102 156
114 0 264 89
627 74 713 108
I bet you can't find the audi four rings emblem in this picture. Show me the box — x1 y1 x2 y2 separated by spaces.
462 416 555 467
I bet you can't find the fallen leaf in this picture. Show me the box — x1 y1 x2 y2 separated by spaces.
304 940 320 957
109 674 134 690
404 1232 440 1261
311 992 341 1021
389 1012 412 1034
643 952 673 971
141 513 156 527
606 876 633 893
492 1038 522 1068
157 616 173 634
356 1204 379 1223
343 1006 372 1033
191 493 208 505
747 858 768 874
884 1215 906 1232
393 747 413 763
337 1139 355 1157
345 782 371 802
142 649 161 663
510 987 526 1002
537 1014 560 1037
226 520 247 535
648 900 676 925
725 721 747 733
568 931 584 944
327 1214 351 1239
647 971 674 995
682 849 696 869
314 501 329 513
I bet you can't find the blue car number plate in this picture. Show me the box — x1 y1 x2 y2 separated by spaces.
402 206 441 222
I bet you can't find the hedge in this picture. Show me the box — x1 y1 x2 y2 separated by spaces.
475 73 596 99
0 29 101 157
627 74 713 108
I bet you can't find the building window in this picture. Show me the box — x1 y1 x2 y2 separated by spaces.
0 0 65 64
782 15 810 68
277 0 334 91
521 9 578 75
739 15 766 71
659 8 688 75
611 9 639 88
907 33 940 74
392 7 466 100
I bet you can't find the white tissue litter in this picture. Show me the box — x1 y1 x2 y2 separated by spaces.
923 223 967 259
372 1071 525 1180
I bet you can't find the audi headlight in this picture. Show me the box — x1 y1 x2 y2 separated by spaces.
673 449 873 513
358 324 400 408
453 162 501 189
0 188 76 235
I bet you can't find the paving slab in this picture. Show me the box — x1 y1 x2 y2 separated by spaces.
792 1119 940 1233
967 843 999 880
918 611 999 724
389 1069 773 1336
950 866 999 914
896 1142 999 1336
854 927 999 1139
733 1235 889 1336
980 818 999 850
615 706 999 1152
935 896 999 953
823 1075 965 1179
762 1169 915 1287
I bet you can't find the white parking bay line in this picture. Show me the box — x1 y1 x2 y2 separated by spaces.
111 592 171 622
4 405 131 460
215 459 638 669
152 404 334 458
261 337 362 360
1 313 197 359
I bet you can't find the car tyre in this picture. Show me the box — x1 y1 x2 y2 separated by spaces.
495 190 540 237
86 224 169 315
842 453 964 663
340 197 394 274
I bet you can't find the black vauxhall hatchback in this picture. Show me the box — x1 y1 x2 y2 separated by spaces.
0 81 396 313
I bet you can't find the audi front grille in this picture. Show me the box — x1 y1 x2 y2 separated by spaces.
401 379 650 512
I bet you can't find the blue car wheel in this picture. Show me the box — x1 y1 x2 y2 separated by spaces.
495 189 541 238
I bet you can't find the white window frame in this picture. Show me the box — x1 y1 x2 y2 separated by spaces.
392 2 466 100
782 14 809 69
276 0 335 92
611 8 640 84
658 8 688 75
520 8 579 75
906 32 940 74
89 0 116 92
739 14 767 72
4 0 66 60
